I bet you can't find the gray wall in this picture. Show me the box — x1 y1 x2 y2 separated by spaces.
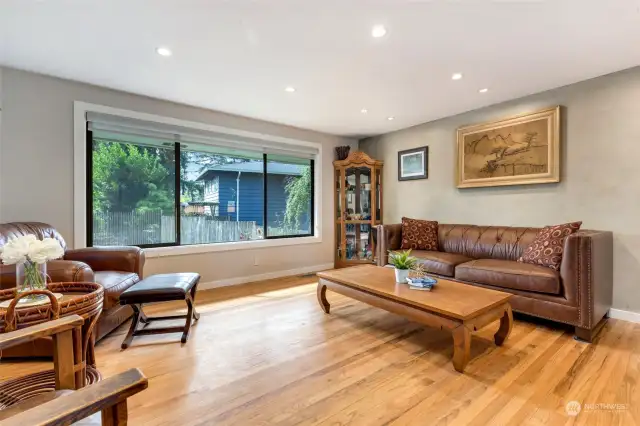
360 66 640 313
0 67 356 283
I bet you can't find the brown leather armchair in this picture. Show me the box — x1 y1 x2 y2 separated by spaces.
0 222 145 341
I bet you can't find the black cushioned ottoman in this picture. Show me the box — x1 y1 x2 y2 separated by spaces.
119 273 200 349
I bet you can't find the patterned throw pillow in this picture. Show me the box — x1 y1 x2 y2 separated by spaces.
518 221 582 270
400 217 439 251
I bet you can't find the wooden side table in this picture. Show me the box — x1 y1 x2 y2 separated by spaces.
0 282 104 408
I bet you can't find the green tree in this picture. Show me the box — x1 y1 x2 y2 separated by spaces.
92 140 174 213
283 165 311 231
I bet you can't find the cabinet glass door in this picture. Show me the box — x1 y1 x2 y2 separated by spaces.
345 166 372 220
344 223 374 261
375 168 382 222
335 168 342 219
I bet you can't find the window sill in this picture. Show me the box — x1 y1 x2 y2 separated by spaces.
144 235 323 258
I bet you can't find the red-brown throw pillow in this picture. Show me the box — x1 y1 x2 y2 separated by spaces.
400 217 439 251
518 221 582 270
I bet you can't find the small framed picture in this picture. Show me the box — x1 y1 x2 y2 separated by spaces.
398 146 428 181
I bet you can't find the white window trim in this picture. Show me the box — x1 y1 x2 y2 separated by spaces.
73 101 322 256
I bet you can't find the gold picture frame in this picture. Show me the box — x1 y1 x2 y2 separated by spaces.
456 106 560 188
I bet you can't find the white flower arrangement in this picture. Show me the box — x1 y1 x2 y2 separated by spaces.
0 235 64 265
0 235 64 294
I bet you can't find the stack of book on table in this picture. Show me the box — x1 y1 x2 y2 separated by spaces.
406 276 437 291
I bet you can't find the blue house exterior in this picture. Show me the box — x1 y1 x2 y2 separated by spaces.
195 161 303 228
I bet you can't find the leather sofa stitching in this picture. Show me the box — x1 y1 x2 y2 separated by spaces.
520 311 580 327
471 226 485 257
494 227 508 257
453 278 579 326
577 236 582 324
512 228 529 259
587 237 592 328
457 264 557 279
460 225 473 256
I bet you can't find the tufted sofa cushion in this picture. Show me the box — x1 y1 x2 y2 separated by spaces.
438 224 541 261
455 259 561 295
412 250 473 277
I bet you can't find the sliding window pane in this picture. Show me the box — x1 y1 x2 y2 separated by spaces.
266 155 313 237
181 144 264 243
90 132 176 246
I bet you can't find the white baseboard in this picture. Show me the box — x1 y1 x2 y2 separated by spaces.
608 308 640 324
197 262 334 290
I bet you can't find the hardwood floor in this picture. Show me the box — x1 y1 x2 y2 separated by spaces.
1 275 639 425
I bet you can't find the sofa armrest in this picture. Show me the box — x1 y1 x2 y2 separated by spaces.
1 265 17 289
47 259 95 283
376 224 403 266
65 247 145 278
560 230 613 329
0 260 94 289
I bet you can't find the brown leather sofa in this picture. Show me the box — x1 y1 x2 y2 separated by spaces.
0 222 145 342
377 223 613 342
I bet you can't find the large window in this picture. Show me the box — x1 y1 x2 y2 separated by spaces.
89 133 177 247
87 127 315 248
266 155 313 237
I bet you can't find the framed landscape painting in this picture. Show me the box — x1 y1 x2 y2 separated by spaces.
398 146 428 181
456 106 560 188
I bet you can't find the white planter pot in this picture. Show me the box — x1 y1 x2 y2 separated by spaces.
394 268 409 283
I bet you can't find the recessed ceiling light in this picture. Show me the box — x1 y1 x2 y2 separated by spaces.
387 116 395 121
479 88 489 93
156 47 172 57
285 86 296 93
361 108 368 114
451 73 463 80
371 25 387 38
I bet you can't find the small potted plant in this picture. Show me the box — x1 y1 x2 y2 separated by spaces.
388 250 417 283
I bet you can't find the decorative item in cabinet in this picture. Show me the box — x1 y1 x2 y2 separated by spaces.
333 151 384 268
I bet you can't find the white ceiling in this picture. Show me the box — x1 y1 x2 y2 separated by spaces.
1 1 639 138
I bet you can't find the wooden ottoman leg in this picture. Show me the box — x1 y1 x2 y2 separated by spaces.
138 309 150 325
181 295 195 344
190 281 200 321
121 304 143 349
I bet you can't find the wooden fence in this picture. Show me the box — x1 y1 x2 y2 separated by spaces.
92 210 259 246
163 216 259 244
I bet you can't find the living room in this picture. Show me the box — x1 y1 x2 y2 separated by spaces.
0 1 638 425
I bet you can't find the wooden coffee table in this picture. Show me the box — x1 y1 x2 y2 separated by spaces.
316 265 513 373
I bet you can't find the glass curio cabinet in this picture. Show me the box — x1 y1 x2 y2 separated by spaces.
333 151 384 268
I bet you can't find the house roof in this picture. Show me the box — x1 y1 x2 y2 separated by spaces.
195 160 304 181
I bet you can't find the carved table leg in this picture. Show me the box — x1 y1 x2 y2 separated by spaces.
452 325 471 373
494 304 513 346
317 282 330 314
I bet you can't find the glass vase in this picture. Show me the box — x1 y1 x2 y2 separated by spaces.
16 261 48 303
